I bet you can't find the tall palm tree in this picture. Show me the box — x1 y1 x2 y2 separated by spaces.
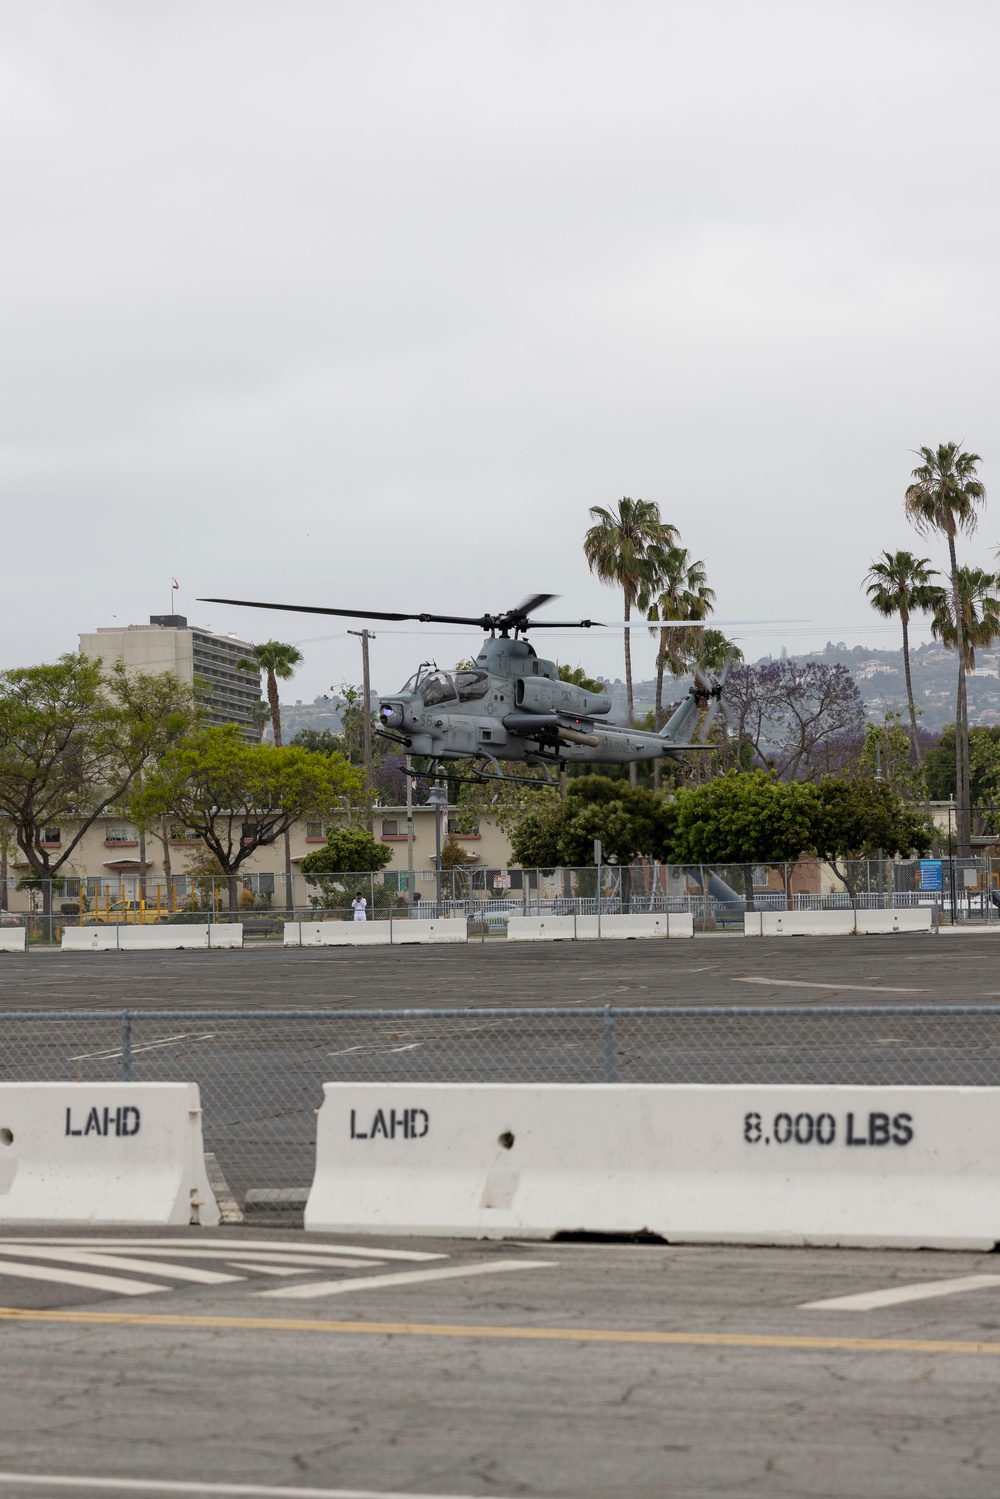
864 550 941 766
238 640 304 913
931 566 1000 670
584 498 678 784
641 548 715 732
904 443 986 856
237 641 304 746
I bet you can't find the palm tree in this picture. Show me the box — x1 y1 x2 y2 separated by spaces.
237 641 304 746
864 550 941 766
641 548 715 732
931 566 1000 670
238 640 304 913
584 498 678 783
905 443 986 856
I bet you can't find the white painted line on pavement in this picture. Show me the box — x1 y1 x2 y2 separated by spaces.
80 1248 384 1271
9 1238 446 1261
801 1274 1000 1311
0 1260 167 1296
0 1473 514 1499
0 1246 241 1286
260 1257 556 1300
734 977 924 993
69 1033 216 1061
223 1263 308 1277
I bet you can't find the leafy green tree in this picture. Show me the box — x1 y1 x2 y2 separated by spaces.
812 778 934 862
0 656 194 915
864 550 942 764
511 776 675 867
133 725 360 913
811 776 934 901
584 498 679 776
858 715 926 802
905 443 987 854
300 826 394 912
292 728 343 755
300 826 393 875
669 772 819 865
925 725 1000 826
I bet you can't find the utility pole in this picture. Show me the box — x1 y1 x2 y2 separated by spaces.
405 755 415 906
348 629 375 828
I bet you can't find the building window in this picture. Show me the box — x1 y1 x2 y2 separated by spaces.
383 871 407 891
306 822 332 840
381 819 400 837
448 818 479 836
242 822 277 845
106 824 137 843
41 828 61 845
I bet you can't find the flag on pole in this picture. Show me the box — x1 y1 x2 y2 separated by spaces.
171 578 179 590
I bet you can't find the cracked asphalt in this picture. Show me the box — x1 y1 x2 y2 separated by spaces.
0 1229 1000 1498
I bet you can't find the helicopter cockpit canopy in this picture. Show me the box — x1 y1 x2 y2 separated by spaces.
400 666 492 707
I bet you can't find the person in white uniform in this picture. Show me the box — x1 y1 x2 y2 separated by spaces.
351 892 367 921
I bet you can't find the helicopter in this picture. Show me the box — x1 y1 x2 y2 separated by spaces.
199 592 737 783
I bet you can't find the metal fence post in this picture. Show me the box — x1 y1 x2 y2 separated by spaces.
602 1003 617 1082
121 1010 133 1081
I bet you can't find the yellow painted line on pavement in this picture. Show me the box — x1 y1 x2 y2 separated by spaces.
0 1306 999 1354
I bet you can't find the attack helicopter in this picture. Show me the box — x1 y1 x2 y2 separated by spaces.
199 592 737 784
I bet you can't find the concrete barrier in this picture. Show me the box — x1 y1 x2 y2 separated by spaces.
0 1082 220 1225
507 913 694 941
855 908 933 935
506 916 577 941
0 928 25 953
286 921 392 947
305 1082 1000 1249
285 919 467 947
62 924 243 951
745 909 932 936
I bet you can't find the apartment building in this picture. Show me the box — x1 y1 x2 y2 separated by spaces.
79 614 262 738
2 805 514 909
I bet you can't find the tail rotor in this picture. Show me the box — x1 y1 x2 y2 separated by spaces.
695 647 737 743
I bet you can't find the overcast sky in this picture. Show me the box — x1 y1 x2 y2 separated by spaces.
3 0 1000 699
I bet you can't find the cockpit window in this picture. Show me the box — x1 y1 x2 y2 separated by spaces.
419 671 457 707
454 670 490 702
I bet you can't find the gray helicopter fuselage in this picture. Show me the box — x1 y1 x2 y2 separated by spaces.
378 634 703 766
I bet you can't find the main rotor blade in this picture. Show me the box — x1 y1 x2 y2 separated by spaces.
199 598 527 628
605 618 807 629
513 593 557 617
518 618 604 629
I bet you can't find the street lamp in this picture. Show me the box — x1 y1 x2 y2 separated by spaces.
426 780 449 908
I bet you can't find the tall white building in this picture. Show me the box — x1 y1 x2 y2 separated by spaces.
79 614 262 738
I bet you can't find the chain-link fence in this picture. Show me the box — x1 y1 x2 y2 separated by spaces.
7 855 1000 940
2 1006 999 1207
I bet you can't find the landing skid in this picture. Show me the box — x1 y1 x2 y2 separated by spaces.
403 757 561 790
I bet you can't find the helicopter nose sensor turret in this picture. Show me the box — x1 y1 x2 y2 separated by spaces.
380 702 405 729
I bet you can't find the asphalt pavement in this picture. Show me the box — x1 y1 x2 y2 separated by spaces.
2 942 1000 1496
0 1225 999 1498
1 930 1000 1010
